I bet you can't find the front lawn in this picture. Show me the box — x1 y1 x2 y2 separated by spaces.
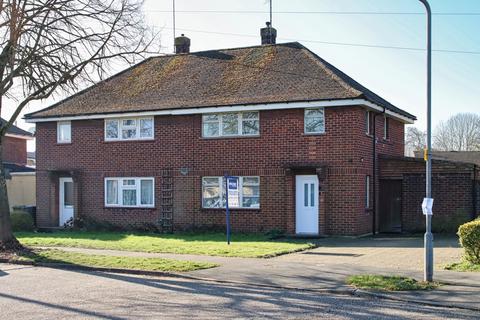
445 261 480 272
16 231 315 258
347 275 439 291
4 249 217 272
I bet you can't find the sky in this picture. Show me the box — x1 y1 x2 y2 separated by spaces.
3 0 479 151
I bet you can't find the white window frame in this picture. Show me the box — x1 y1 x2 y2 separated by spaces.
202 176 260 209
366 111 371 135
104 117 154 141
304 107 325 134
57 121 71 143
383 115 390 140
202 112 260 138
104 177 155 208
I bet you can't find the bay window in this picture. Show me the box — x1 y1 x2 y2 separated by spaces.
105 177 154 207
202 176 260 209
105 117 154 141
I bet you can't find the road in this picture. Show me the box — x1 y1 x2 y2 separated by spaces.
0 264 477 320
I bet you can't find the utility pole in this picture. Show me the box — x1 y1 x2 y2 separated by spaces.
418 0 433 282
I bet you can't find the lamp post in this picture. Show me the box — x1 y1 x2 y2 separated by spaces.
418 0 433 282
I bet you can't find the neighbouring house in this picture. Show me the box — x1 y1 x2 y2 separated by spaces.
25 25 420 235
1 118 36 210
27 151 36 167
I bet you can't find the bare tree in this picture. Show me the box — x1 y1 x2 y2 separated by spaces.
0 0 157 250
405 126 426 156
434 113 480 151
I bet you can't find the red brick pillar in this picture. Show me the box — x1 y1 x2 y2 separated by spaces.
319 191 326 235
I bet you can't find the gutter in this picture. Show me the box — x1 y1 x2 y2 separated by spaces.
372 108 386 235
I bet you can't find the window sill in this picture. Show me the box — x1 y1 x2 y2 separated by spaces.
103 138 155 143
56 142 72 145
201 135 260 140
303 132 326 136
201 207 261 212
104 206 156 210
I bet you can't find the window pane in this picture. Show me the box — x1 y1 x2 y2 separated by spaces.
140 179 153 205
123 189 137 206
242 197 260 208
106 120 118 139
242 185 259 197
310 183 314 207
304 183 308 207
242 120 259 135
203 122 219 137
242 112 258 119
203 186 221 208
64 181 74 206
203 177 220 186
305 117 324 133
106 180 118 205
122 128 136 139
203 114 219 121
222 113 239 135
123 119 136 126
58 122 71 142
140 119 153 138
123 179 136 186
243 177 259 185
305 109 323 117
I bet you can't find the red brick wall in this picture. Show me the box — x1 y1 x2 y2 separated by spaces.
35 106 405 235
379 157 478 232
2 136 27 165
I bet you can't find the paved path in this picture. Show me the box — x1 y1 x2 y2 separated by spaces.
0 263 477 320
32 235 480 311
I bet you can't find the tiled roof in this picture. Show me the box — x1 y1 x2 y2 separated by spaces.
1 118 33 137
26 42 416 120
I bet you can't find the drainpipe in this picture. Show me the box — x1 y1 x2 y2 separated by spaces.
473 164 478 220
372 108 386 236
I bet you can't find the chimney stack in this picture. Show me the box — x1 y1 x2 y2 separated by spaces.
174 34 190 54
260 22 277 45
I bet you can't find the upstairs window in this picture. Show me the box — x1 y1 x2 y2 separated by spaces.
105 117 154 141
304 108 325 134
202 112 259 137
57 121 71 143
383 115 390 140
365 111 374 135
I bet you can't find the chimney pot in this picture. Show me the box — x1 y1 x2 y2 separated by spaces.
260 22 277 45
175 34 190 54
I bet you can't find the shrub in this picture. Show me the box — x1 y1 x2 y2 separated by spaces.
457 219 480 264
10 211 35 232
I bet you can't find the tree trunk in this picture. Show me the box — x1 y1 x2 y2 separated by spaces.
0 139 22 251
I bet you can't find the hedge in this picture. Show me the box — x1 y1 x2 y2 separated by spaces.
457 219 480 264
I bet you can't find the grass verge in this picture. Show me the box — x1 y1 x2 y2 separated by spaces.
2 249 217 272
346 275 439 291
16 231 315 258
445 261 480 272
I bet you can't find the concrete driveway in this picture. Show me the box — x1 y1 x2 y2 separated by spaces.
275 235 463 271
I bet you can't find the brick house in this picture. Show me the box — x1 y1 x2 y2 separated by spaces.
25 29 418 235
1 118 36 209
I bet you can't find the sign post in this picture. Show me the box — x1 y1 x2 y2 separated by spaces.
225 176 239 245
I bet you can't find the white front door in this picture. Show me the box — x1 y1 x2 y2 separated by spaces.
296 175 319 235
59 177 74 226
